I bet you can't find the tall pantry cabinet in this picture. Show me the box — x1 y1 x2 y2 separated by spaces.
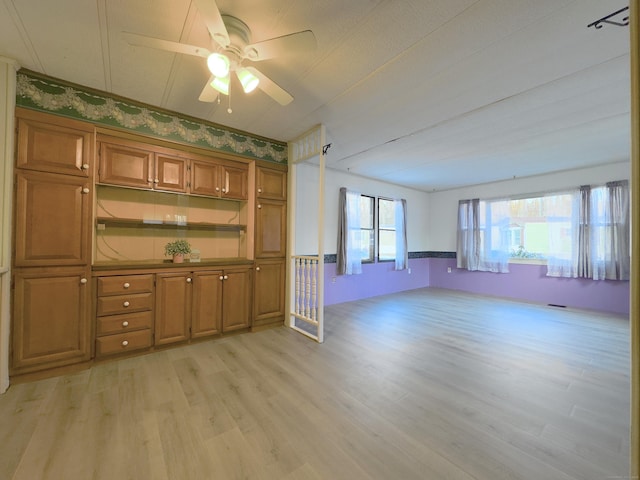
11 109 93 375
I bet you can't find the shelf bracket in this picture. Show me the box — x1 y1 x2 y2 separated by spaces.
587 6 629 29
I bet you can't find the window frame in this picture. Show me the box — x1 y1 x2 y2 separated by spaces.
360 194 375 263
377 197 396 262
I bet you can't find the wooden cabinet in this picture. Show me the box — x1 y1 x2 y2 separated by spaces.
95 274 154 357
14 171 92 267
221 267 253 332
253 259 286 328
98 141 154 189
16 112 93 177
155 272 191 345
257 166 287 200
98 138 188 193
12 109 94 378
98 137 247 199
190 160 248 200
154 266 252 346
191 271 223 337
11 268 91 373
256 199 287 258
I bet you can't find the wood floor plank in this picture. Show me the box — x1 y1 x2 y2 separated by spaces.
1 287 630 479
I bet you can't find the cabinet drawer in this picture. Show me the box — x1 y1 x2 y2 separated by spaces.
97 274 153 296
95 329 152 357
96 292 153 316
96 311 153 336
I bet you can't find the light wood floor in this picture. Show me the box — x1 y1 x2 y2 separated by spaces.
0 288 630 480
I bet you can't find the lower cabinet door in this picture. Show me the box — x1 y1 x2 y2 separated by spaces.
191 271 223 338
222 267 252 332
12 268 91 373
254 258 286 327
155 272 191 345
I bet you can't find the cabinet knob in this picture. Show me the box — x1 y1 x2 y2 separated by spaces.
186 277 192 283
219 276 224 281
122 340 129 347
122 321 129 327
123 282 130 289
80 278 88 284
82 187 90 194
215 187 220 191
224 275 228 280
258 188 262 193
154 179 159 184
222 188 227 193
256 267 260 272
258 204 262 209
82 163 90 170
123 301 130 307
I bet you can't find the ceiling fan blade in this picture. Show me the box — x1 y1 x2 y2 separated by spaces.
193 0 229 48
198 76 219 102
244 30 316 61
122 32 210 58
245 67 293 105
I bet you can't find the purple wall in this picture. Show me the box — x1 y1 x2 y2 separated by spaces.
323 256 629 316
429 257 630 316
324 258 430 306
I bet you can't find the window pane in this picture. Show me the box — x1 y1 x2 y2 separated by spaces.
378 199 395 229
360 196 374 229
379 230 395 261
360 229 374 262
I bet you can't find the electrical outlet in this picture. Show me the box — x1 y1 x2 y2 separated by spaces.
447 267 452 273
331 277 336 283
97 223 106 231
407 268 411 274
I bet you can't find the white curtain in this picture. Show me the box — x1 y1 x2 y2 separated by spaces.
394 199 408 270
547 181 629 280
457 198 510 273
546 190 580 278
336 187 362 275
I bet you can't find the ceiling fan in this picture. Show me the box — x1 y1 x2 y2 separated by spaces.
122 0 316 108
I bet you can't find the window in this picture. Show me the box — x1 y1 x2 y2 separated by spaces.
378 198 396 261
360 195 375 262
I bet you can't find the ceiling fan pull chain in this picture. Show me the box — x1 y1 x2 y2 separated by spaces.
227 82 233 114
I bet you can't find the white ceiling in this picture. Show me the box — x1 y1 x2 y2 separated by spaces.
0 0 631 191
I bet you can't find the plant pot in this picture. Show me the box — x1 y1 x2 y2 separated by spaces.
172 253 184 263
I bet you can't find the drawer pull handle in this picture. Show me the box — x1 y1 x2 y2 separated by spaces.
258 204 262 209
122 340 129 347
123 301 130 307
123 282 130 289
256 267 260 272
80 278 88 284
258 188 262 193
122 321 129 327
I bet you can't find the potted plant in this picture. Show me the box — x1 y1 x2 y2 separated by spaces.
164 239 191 263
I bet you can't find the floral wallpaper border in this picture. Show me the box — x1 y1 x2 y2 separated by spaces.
15 70 287 164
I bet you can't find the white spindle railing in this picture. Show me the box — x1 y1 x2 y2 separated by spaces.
291 255 321 340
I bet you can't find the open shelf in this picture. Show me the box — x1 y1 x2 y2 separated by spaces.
96 217 247 231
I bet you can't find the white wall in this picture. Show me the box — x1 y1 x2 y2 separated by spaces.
293 163 431 255
427 161 631 251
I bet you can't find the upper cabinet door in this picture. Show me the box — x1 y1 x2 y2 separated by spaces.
14 171 91 266
16 115 93 177
98 141 154 189
221 164 248 200
155 154 188 193
256 167 286 200
190 160 221 196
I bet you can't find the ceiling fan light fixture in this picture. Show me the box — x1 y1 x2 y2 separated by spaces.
207 53 230 77
236 68 259 93
210 75 230 95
